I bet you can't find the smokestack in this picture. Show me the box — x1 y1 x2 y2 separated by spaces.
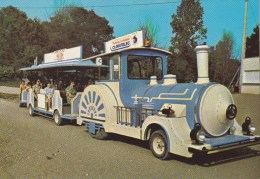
150 76 158 85
195 45 210 84
163 74 177 85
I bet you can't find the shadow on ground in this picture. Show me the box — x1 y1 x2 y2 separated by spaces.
108 133 260 166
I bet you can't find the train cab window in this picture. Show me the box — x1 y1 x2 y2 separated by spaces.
127 55 162 79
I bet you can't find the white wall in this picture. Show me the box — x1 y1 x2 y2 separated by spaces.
241 57 260 94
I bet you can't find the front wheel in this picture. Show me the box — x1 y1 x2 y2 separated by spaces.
149 130 170 160
53 111 63 126
28 105 34 116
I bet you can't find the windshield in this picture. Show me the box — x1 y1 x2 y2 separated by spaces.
127 55 163 79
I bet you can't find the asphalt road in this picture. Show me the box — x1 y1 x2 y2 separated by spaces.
0 94 260 178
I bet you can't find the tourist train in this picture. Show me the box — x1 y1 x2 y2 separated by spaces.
21 31 260 159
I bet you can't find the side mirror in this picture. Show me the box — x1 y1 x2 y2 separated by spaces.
96 57 102 66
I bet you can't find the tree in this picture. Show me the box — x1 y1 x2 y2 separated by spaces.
0 7 48 71
45 7 114 57
246 25 259 58
0 6 29 68
19 18 49 67
168 0 207 82
209 32 240 85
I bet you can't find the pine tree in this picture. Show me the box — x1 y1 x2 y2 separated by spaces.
168 0 207 82
246 25 259 58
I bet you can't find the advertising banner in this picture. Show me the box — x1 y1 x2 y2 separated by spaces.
105 31 144 53
44 46 82 63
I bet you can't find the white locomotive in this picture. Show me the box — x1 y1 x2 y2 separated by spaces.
76 31 260 159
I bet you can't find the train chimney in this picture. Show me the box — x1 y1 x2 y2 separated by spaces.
163 74 177 85
150 76 158 85
195 45 210 84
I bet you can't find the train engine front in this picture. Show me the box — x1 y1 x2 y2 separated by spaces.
137 45 260 159
77 32 260 159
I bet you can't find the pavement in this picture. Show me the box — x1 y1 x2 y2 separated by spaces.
0 86 260 178
0 98 259 178
0 86 20 94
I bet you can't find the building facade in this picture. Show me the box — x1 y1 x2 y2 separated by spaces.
240 57 260 94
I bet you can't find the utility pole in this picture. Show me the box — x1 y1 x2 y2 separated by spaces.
240 0 249 93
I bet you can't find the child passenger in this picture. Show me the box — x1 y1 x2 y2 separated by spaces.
44 81 54 109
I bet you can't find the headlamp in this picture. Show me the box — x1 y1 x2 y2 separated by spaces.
242 117 256 135
190 123 205 144
229 126 236 135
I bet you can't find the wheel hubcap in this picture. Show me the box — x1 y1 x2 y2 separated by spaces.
54 114 59 123
153 136 165 155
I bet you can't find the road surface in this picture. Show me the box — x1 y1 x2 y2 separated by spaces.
0 94 259 178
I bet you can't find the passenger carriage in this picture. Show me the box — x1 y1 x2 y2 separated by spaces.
20 46 107 125
19 89 28 107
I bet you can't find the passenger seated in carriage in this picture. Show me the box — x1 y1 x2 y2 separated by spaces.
44 81 54 109
32 79 42 100
19 80 26 94
66 80 77 104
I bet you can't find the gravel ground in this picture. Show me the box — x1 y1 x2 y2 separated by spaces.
0 93 259 178
0 86 19 95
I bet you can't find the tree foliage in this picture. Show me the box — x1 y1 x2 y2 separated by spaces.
168 0 207 82
0 6 48 71
0 6 29 67
46 7 114 57
0 6 114 79
209 32 240 86
246 25 259 58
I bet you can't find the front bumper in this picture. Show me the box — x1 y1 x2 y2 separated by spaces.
188 135 260 154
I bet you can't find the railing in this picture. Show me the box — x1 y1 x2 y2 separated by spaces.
115 106 157 127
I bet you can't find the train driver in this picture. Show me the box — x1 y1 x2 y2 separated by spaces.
66 80 77 104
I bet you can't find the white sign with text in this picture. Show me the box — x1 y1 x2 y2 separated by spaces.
105 31 144 53
44 46 82 63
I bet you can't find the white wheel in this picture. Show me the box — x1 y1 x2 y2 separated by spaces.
152 136 165 155
149 130 170 160
53 111 63 126
28 105 34 116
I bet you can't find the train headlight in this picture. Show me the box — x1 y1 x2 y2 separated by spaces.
196 130 206 142
249 123 256 133
190 123 205 145
242 117 256 135
229 126 236 135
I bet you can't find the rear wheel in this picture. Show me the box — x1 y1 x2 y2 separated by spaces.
53 111 63 126
28 105 34 116
149 130 170 160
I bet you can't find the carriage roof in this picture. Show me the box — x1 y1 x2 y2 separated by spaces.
83 47 172 61
20 59 107 71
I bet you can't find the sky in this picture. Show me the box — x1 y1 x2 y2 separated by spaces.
0 0 259 57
